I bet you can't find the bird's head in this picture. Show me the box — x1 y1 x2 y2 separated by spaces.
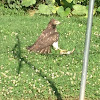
48 19 60 29
50 19 60 25
53 20 61 25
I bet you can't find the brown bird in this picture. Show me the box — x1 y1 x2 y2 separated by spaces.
27 19 75 54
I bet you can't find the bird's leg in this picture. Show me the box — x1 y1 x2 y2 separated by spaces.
52 41 64 52
60 48 75 55
52 41 75 55
52 41 66 52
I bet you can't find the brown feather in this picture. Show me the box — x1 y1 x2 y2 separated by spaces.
27 19 60 54
39 46 51 54
40 48 45 54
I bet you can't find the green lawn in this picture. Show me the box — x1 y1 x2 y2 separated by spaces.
0 14 100 100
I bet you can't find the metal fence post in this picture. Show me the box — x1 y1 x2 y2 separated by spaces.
79 0 95 100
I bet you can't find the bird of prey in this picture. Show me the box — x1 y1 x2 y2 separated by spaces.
27 19 75 54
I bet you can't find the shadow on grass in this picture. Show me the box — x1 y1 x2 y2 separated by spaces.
12 35 62 100
12 35 22 74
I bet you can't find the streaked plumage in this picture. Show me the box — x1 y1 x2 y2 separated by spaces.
27 19 60 54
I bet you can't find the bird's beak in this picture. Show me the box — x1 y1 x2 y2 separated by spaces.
54 21 61 25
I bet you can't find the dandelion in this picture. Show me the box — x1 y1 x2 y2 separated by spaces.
46 80 49 84
15 84 18 86
53 90 55 94
1 30 3 32
0 65 4 70
3 93 7 96
26 74 28 77
29 90 32 94
7 91 10 95
33 84 36 89
38 78 41 81
44 77 46 79
90 75 93 78
70 77 73 81
35 93 37 96
96 91 99 94
25 96 28 99
3 35 7 40
59 71 64 75
8 87 13 90
71 81 74 85
48 88 52 94
21 71 23 74
66 72 70 76
12 80 16 84
35 69 39 73
37 88 41 93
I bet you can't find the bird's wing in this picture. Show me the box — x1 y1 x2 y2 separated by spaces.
40 46 51 54
33 32 59 50
36 28 55 41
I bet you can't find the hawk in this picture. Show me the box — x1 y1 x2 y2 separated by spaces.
27 19 75 54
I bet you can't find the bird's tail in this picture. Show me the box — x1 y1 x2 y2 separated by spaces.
60 48 75 55
26 45 35 51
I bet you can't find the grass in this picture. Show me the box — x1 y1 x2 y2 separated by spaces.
0 14 100 100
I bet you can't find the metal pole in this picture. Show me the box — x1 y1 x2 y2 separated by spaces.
79 0 95 100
